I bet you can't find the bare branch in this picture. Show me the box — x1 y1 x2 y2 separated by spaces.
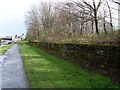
83 1 94 10
112 0 120 5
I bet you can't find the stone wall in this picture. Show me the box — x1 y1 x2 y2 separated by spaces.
29 41 120 83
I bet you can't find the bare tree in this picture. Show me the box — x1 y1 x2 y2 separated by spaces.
103 7 107 34
61 1 95 35
106 0 113 33
39 2 55 32
83 0 102 35
25 0 117 43
25 5 40 40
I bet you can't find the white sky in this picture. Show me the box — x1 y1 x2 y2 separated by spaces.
0 0 118 37
0 0 65 36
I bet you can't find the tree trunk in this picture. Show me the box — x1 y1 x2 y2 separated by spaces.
103 21 107 34
107 1 113 33
38 30 39 37
94 13 99 34
91 20 94 34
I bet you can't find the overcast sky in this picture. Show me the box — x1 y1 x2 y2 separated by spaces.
0 0 65 37
0 0 118 37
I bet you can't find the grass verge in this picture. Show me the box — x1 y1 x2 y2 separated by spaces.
0 44 13 55
18 41 120 88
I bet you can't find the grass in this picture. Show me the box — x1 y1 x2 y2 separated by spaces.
18 41 120 88
0 44 13 55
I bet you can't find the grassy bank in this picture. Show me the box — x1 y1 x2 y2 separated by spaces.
18 41 120 88
0 44 13 55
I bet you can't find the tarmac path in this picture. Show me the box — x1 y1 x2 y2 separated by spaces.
0 55 5 89
1 44 28 88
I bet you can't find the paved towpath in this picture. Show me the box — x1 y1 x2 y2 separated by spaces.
0 55 5 89
2 44 28 88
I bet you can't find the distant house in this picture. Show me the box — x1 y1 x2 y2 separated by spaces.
1 34 25 45
13 34 25 42
13 36 22 42
21 34 26 40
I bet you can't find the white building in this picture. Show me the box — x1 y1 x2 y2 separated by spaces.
13 34 25 42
